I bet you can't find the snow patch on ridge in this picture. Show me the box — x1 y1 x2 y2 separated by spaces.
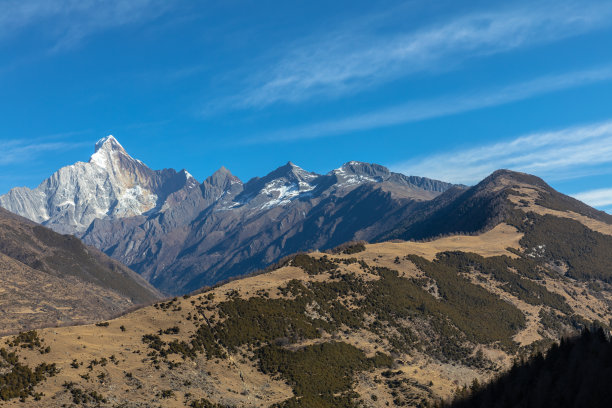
332 166 378 188
259 179 316 209
113 185 158 217
90 150 109 169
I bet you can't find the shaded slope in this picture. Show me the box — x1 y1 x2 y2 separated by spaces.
447 328 612 408
381 170 532 241
82 161 453 295
382 169 612 288
177 184 423 291
0 207 161 333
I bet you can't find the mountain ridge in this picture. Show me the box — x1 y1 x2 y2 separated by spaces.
1 162 612 406
380 168 612 242
5 138 608 297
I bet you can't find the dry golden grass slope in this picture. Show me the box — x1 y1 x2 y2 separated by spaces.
2 206 611 407
0 253 140 335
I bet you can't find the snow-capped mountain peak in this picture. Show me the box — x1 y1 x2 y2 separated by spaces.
89 135 142 171
265 161 318 184
0 136 192 234
330 161 386 187
233 162 319 209
286 161 318 181
175 170 198 190
94 135 123 152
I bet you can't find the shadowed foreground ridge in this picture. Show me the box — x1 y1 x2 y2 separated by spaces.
447 328 612 408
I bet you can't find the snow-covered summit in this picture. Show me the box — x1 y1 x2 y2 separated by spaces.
89 135 136 170
232 161 319 209
330 161 387 187
285 161 318 181
94 135 124 152
0 136 194 234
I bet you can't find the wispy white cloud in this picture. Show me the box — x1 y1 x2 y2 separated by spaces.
231 1 612 109
573 188 612 207
0 0 170 51
391 120 612 184
239 65 612 144
0 139 88 166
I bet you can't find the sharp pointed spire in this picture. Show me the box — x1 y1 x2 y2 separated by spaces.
94 135 125 153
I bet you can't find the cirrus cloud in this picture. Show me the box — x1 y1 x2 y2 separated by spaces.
392 120 612 185
0 0 171 52
229 1 612 109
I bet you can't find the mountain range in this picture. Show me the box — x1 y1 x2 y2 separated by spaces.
0 136 455 294
1 168 611 407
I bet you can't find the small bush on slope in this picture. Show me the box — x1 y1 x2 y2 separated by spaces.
257 341 392 408
0 332 57 402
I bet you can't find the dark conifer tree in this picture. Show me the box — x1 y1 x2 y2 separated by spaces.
445 328 612 408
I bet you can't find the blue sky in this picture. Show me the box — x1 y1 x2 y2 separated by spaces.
1 0 612 212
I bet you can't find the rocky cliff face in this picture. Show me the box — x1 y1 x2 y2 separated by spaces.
0 136 455 294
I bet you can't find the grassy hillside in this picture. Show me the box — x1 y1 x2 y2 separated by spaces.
1 220 610 407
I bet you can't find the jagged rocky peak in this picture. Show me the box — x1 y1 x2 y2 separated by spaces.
329 161 392 186
331 161 455 194
270 162 318 188
90 135 127 166
205 166 242 189
179 169 199 186
233 162 319 208
94 134 124 152
265 161 319 183
336 161 390 178
88 135 151 177
156 168 199 200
